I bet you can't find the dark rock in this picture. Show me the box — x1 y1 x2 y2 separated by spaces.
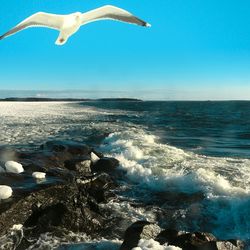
0 183 105 239
156 228 181 245
22 163 46 174
172 232 215 249
45 167 75 182
155 229 244 250
79 173 117 203
120 221 161 250
216 240 245 250
197 240 245 250
91 149 104 158
40 141 91 156
64 157 92 175
91 157 119 173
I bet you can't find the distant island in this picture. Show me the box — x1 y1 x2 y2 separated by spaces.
0 97 143 102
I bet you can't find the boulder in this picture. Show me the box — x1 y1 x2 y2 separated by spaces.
40 141 91 156
120 221 161 250
0 183 105 239
91 157 119 173
77 173 116 203
64 157 92 175
200 240 245 250
155 229 244 250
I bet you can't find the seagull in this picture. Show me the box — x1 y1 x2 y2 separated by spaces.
0 5 151 45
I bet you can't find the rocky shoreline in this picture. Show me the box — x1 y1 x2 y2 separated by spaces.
0 141 246 249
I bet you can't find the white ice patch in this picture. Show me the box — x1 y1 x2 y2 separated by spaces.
91 152 100 164
0 102 130 146
32 172 46 179
11 224 23 230
0 185 13 200
132 239 182 250
5 161 24 174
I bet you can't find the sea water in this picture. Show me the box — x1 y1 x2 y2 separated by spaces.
0 101 249 249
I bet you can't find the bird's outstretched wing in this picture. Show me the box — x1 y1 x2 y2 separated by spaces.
0 12 64 40
81 5 151 27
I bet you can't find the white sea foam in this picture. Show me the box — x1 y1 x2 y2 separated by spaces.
23 232 122 250
100 200 157 223
101 129 250 196
100 128 250 240
132 239 182 250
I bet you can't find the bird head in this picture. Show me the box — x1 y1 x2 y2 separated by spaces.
74 12 82 21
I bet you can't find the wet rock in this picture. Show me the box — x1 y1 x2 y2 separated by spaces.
91 157 119 173
216 240 245 250
156 228 181 245
91 149 104 159
199 240 244 250
64 157 92 175
0 183 105 239
22 162 46 174
120 221 161 250
40 140 91 156
91 152 100 164
45 167 75 182
155 229 244 250
77 173 117 203
76 173 116 203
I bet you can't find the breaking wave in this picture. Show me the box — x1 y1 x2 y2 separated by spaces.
100 128 250 240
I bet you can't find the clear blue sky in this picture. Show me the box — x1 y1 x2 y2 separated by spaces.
0 0 250 100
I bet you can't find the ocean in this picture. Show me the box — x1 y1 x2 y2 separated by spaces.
0 101 249 249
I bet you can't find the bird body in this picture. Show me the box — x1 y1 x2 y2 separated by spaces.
0 5 151 45
55 12 83 45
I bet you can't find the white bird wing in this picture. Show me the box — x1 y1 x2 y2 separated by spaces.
81 5 151 27
0 12 65 40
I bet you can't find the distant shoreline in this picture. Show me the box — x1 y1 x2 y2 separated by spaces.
0 98 249 102
0 97 143 102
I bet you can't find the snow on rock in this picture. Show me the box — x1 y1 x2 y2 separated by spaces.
11 224 23 230
5 161 24 174
0 185 13 200
91 152 100 164
32 172 46 179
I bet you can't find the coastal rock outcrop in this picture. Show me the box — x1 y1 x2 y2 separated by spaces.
0 141 120 248
0 141 246 249
120 221 162 250
91 157 119 173
120 221 245 250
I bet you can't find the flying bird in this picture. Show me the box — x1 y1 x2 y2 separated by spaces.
0 5 151 45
